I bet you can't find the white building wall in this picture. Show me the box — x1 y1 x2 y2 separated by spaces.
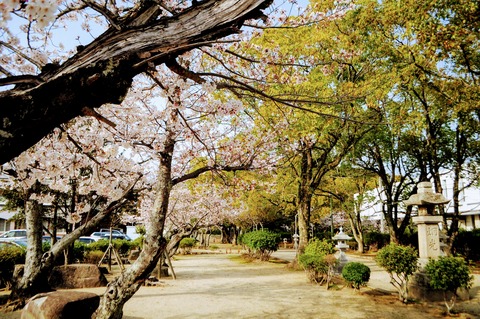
358 173 480 231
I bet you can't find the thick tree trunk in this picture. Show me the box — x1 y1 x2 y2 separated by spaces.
93 103 178 319
0 0 273 165
297 194 312 251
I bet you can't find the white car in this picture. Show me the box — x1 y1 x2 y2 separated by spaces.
90 230 131 241
0 229 27 242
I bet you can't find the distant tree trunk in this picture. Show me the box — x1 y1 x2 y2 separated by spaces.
347 207 364 254
221 224 235 244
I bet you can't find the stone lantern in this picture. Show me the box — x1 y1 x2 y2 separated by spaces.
332 227 352 271
404 181 450 266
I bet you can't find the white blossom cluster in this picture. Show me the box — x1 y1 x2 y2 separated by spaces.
1 0 60 28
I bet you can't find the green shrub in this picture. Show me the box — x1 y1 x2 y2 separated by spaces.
376 243 418 303
303 238 336 256
453 229 480 262
89 239 110 252
179 237 197 254
0 245 26 288
298 238 337 287
112 239 134 256
241 230 281 261
86 239 134 258
342 262 371 289
131 236 144 250
425 256 473 315
84 250 104 264
72 241 89 262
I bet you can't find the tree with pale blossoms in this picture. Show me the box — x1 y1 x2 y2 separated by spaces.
0 0 318 317
1 111 146 302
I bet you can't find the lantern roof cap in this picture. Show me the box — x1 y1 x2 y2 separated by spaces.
404 181 450 207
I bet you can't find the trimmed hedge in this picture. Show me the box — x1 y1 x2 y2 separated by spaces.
342 262 370 289
376 243 418 303
241 230 281 261
425 256 473 314
179 237 197 254
298 238 337 286
0 245 26 288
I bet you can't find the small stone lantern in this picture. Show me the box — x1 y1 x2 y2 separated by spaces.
404 181 450 266
332 227 352 270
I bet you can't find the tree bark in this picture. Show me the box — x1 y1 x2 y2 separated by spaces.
9 201 46 303
0 0 273 165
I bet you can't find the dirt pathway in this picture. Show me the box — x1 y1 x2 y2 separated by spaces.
2 253 479 318
99 254 475 319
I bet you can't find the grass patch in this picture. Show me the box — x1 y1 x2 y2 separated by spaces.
229 254 255 264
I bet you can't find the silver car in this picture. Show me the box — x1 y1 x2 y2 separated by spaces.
0 229 27 242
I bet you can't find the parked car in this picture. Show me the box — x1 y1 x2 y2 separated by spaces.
0 229 27 242
90 230 131 241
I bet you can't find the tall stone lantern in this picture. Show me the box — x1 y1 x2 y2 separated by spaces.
404 181 450 266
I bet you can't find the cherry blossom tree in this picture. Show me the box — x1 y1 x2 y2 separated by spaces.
0 0 281 164
0 1 314 317
1 113 144 302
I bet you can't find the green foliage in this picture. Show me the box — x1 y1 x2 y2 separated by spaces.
88 239 110 252
113 239 134 255
298 239 337 286
376 243 418 277
376 243 418 303
84 250 104 264
131 236 144 250
0 245 26 288
135 225 146 236
179 237 197 248
179 237 197 254
425 256 474 315
364 231 390 250
72 241 89 262
241 230 281 261
453 229 480 262
425 256 473 293
303 238 336 256
87 239 135 256
342 262 371 289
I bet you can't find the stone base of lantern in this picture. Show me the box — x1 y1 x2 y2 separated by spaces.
335 246 349 273
408 270 470 302
412 215 443 267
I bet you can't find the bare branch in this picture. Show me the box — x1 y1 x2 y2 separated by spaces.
81 0 122 30
0 41 43 69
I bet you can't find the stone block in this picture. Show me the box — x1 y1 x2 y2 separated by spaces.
48 264 108 289
21 291 99 319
